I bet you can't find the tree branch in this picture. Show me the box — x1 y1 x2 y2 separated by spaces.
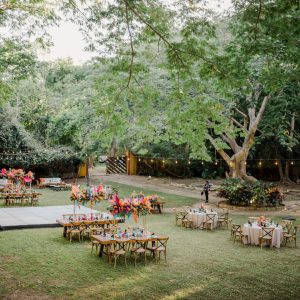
254 0 263 40
121 0 187 68
125 2 134 89
234 108 248 119
230 117 249 133
220 133 241 153
206 133 231 163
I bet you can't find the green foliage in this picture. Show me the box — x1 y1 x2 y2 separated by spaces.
218 179 285 207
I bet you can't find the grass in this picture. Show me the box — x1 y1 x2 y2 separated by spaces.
0 181 197 208
0 215 300 299
0 185 300 299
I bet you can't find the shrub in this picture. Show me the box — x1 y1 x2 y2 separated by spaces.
218 179 284 207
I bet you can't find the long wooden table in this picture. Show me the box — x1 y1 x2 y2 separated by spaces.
0 192 41 206
56 218 122 237
92 234 169 262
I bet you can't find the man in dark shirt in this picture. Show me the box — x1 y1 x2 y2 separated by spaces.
202 180 211 203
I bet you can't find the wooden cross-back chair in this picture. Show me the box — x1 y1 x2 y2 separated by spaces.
175 211 189 226
148 236 169 262
110 239 130 268
68 221 82 242
217 212 231 229
203 214 216 230
130 237 148 266
231 224 247 244
259 227 275 248
283 225 297 247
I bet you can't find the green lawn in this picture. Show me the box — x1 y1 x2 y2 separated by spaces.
0 213 299 299
0 185 299 299
0 182 197 208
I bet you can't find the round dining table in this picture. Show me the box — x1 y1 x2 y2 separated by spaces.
242 223 283 248
187 211 218 229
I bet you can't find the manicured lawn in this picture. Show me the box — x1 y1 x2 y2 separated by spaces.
0 181 197 208
103 181 198 208
0 213 299 299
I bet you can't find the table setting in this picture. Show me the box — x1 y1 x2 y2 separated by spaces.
242 217 283 248
186 208 218 229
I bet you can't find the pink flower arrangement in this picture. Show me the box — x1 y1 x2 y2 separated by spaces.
107 193 152 222
70 184 104 203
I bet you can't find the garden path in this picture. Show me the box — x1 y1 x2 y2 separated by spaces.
87 166 300 216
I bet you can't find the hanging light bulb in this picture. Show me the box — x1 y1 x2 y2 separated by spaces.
258 161 262 167
244 161 247 165
275 161 278 166
215 161 218 165
162 159 165 163
151 159 154 163
138 158 141 162
201 161 204 165
175 160 178 164
188 160 191 165
290 161 294 165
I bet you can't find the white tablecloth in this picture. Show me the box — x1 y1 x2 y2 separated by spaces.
242 224 283 248
187 211 218 228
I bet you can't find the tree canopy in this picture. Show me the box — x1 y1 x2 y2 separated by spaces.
0 0 299 180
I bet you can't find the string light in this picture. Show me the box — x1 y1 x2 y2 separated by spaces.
150 159 154 163
188 160 191 165
291 161 294 165
214 161 218 165
175 160 178 164
258 161 262 167
244 161 247 165
275 161 278 166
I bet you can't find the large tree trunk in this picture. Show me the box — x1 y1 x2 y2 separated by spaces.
208 94 271 182
283 160 293 183
278 160 284 181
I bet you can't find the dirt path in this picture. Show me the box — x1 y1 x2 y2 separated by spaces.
86 166 300 216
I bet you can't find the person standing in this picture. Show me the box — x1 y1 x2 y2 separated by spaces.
202 180 211 203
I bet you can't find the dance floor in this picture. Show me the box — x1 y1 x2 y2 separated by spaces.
0 205 99 230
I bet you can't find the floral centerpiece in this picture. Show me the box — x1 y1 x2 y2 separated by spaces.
0 168 7 178
70 184 104 206
107 193 152 222
24 171 34 183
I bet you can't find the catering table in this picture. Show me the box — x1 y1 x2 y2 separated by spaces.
187 210 218 229
242 223 283 248
92 234 169 262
